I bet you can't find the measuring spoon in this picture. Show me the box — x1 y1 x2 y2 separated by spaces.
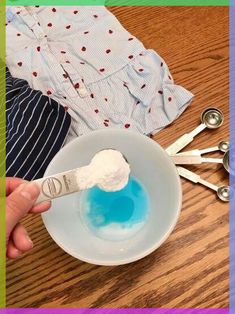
166 108 224 155
172 151 229 173
33 149 130 204
177 166 230 202
176 140 229 156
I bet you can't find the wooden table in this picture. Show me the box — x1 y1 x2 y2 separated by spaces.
7 6 229 308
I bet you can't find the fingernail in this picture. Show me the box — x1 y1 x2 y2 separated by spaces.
7 247 22 259
23 228 34 249
20 183 40 201
26 235 33 248
14 248 22 257
41 200 51 207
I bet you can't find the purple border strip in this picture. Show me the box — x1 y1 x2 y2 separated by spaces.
0 310 230 314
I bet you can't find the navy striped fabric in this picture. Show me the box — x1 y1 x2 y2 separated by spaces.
6 68 71 180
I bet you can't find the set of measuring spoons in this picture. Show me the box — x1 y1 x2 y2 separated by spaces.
166 108 231 202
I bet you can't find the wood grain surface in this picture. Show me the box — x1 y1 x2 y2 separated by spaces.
6 6 229 308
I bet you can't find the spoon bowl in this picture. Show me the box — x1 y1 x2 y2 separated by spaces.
218 140 229 152
223 151 229 173
217 185 230 202
201 108 224 129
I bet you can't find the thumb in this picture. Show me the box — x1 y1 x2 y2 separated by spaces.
6 183 40 241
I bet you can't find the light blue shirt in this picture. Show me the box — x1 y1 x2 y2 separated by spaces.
6 6 193 143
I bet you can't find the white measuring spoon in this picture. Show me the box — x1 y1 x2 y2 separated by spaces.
172 151 229 173
176 140 229 156
177 166 230 202
166 108 224 155
33 149 130 205
172 155 223 165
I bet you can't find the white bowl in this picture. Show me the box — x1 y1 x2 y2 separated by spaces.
42 129 182 266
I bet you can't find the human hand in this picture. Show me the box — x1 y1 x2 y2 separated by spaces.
6 177 51 259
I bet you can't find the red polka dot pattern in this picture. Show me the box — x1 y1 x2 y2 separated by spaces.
7 7 181 137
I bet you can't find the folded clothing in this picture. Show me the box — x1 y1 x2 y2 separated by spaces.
6 68 71 180
6 6 194 143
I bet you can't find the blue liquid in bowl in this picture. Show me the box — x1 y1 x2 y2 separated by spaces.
80 176 150 241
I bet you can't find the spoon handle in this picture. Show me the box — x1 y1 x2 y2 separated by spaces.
199 146 219 154
201 157 223 164
177 166 218 191
166 123 206 155
172 155 223 165
33 169 81 205
172 155 203 164
176 149 201 156
176 146 219 156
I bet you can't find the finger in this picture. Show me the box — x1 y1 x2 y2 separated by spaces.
6 238 22 259
6 182 40 240
6 177 27 196
30 200 51 214
12 223 33 252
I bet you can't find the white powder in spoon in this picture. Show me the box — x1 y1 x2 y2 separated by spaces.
76 149 130 192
